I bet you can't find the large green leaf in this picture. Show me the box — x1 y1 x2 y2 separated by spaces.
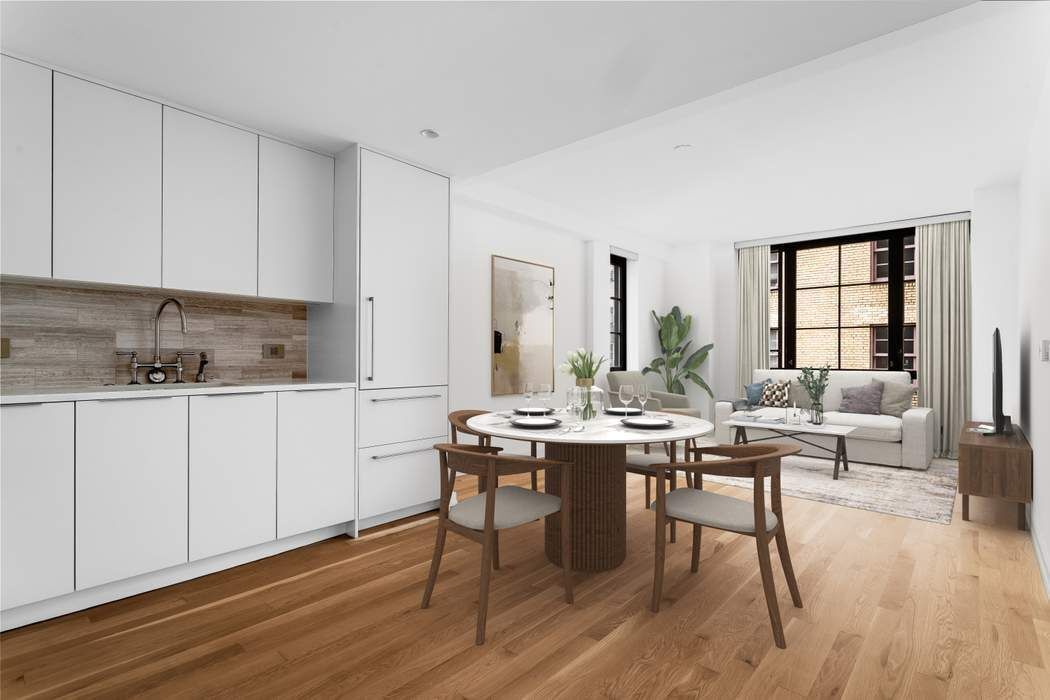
686 370 714 397
684 343 713 370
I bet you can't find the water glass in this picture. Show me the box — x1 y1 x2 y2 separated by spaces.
523 382 535 409
618 384 636 409
637 385 651 414
539 383 553 412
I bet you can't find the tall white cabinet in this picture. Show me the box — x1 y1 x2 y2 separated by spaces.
358 149 449 389
52 73 162 287
1 55 52 278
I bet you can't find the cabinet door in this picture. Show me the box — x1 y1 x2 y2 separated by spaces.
189 393 276 561
359 438 440 521
1 56 52 278
277 389 355 538
1 403 74 609
258 138 334 302
53 74 161 287
76 397 188 589
163 108 258 295
359 150 448 389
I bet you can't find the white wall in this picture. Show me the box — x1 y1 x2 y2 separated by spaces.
971 184 1021 422
449 190 669 451
1018 63 1050 591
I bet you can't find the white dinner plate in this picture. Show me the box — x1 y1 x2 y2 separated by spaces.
621 416 674 430
514 407 554 416
510 416 562 429
605 406 642 416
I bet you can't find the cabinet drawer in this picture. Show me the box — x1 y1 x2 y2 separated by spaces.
358 387 447 447
359 438 440 520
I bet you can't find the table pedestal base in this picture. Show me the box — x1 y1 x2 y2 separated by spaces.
543 443 626 572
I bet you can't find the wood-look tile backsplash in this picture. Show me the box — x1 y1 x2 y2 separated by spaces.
0 280 308 390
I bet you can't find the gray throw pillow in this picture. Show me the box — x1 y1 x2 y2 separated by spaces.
788 381 812 410
744 379 770 406
872 379 913 418
840 382 884 415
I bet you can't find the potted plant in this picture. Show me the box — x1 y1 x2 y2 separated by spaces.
642 306 714 397
560 348 606 420
798 365 830 424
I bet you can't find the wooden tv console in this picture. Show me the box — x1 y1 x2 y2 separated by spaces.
958 421 1033 530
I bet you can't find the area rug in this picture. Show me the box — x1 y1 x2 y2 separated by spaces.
698 456 959 525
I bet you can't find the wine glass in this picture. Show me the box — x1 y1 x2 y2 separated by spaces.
618 384 636 413
523 382 535 412
637 385 651 414
539 383 553 413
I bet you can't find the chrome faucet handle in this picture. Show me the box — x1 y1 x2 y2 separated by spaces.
115 351 142 385
173 351 196 383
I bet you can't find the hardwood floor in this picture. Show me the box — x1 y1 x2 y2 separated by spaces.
3 470 1049 698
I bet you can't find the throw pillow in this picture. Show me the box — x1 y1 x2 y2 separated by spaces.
744 379 770 406
788 381 812 410
872 379 913 418
840 382 884 415
759 380 791 408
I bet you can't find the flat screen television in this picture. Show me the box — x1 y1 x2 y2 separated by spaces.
989 327 1013 435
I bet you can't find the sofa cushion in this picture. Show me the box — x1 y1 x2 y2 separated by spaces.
873 379 913 418
820 411 902 442
840 383 884 415
744 379 770 405
759 380 791 408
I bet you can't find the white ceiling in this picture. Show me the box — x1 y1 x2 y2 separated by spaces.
1 1 970 176
471 2 1050 244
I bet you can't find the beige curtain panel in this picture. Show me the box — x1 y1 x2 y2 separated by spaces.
736 245 770 393
917 219 971 458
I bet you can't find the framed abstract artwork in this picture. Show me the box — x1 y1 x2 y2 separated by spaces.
491 255 555 396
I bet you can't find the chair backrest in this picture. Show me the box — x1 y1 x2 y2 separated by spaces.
433 443 569 479
607 371 646 406
448 410 490 446
685 443 801 479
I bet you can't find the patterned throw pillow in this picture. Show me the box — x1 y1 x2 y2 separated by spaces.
759 380 791 408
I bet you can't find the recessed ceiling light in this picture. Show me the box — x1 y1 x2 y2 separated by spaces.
420 129 440 139
673 143 693 151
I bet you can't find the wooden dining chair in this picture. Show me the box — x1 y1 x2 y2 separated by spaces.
648 443 803 649
422 443 574 645
448 409 539 491
626 437 711 542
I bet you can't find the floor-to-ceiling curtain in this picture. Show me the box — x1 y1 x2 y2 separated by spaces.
736 245 770 392
917 220 971 458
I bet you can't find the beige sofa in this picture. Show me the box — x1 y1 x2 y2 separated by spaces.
714 370 935 470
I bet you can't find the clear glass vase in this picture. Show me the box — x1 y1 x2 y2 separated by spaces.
809 401 824 425
574 378 605 421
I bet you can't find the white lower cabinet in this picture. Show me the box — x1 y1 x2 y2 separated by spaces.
359 438 441 521
277 388 356 538
189 392 277 561
76 397 189 590
1 403 75 609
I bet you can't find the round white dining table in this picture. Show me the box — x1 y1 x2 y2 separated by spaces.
466 410 714 571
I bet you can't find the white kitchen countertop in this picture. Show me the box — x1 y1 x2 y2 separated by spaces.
0 380 357 405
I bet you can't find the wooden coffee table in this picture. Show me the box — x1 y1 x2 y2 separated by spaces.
723 419 857 480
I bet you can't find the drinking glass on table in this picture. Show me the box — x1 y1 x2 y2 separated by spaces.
618 384 636 411
637 385 651 414
539 383 553 413
523 382 535 411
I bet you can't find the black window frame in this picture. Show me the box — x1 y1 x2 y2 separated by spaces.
770 227 916 379
609 254 627 372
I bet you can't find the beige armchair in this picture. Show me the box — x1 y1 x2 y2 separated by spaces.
606 370 700 418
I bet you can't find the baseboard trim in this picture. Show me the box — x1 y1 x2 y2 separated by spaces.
1030 508 1050 599
0 522 351 632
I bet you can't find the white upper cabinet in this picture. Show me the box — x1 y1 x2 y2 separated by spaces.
258 138 334 302
1 56 52 278
1 403 75 610
53 74 161 287
359 150 448 389
163 108 258 296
